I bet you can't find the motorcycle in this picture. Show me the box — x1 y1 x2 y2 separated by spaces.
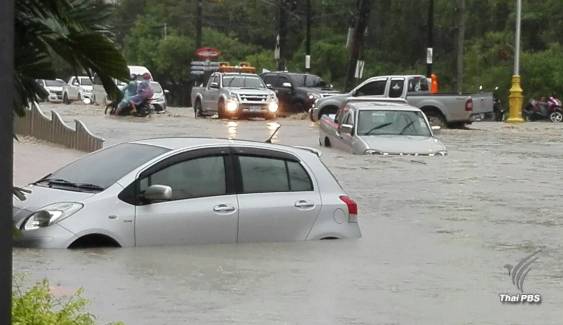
105 97 154 117
523 95 562 122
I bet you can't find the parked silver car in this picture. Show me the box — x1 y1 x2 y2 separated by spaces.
319 100 447 156
13 138 361 248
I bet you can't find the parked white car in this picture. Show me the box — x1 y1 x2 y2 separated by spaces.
63 76 94 104
36 79 66 102
13 138 361 248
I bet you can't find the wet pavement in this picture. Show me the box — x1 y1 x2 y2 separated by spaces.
13 104 563 324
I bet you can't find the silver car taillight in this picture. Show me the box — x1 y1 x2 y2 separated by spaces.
339 195 358 223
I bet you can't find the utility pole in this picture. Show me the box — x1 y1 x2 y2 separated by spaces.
305 0 311 72
345 0 371 91
277 0 288 71
456 0 465 94
426 0 434 77
196 0 202 48
0 0 14 323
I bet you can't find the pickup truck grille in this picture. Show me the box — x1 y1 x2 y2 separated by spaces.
239 94 268 102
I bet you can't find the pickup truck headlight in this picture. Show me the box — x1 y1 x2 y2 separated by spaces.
268 101 278 112
226 100 239 112
22 202 83 231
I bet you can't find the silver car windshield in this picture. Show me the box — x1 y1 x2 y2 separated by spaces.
357 110 431 137
37 143 169 190
222 76 265 88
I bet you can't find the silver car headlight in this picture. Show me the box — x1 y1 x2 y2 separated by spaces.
22 202 83 231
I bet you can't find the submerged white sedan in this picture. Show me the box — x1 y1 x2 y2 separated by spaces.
13 138 361 248
319 99 447 156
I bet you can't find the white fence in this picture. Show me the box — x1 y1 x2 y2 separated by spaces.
14 103 104 152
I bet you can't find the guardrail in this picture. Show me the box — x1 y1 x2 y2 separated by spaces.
14 103 104 152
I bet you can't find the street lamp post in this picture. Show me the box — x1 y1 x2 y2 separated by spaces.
507 0 524 123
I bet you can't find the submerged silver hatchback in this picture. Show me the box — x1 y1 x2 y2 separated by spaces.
13 138 361 248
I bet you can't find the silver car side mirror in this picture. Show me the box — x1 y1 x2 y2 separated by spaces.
210 82 219 89
340 124 354 134
144 185 172 202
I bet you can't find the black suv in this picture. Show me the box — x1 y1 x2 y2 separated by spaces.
260 72 340 114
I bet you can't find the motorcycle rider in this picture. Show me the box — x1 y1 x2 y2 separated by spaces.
115 74 138 115
129 72 154 115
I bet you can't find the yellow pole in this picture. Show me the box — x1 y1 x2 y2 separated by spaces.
507 75 524 123
507 0 524 123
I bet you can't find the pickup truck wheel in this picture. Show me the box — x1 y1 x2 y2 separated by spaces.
425 111 446 128
63 93 70 105
218 100 226 119
194 100 202 118
293 100 306 113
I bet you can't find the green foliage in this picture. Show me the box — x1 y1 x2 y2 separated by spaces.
111 0 563 98
15 0 129 113
521 43 563 100
12 278 124 325
12 279 95 325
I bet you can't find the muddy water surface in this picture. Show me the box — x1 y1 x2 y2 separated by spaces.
14 105 563 324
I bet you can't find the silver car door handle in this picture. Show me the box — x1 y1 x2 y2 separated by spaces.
213 204 236 213
294 200 315 209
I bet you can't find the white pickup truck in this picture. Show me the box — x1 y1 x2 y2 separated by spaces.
310 75 492 128
191 72 279 119
62 76 94 104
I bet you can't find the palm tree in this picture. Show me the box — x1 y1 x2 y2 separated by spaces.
15 0 129 116
13 0 129 198
4 1 130 321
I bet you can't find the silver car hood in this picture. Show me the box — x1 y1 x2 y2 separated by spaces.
12 185 95 224
359 135 446 155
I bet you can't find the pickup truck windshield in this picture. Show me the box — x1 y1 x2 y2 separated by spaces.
357 110 431 137
289 74 324 87
222 76 265 88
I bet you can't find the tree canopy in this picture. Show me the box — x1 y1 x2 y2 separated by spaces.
102 0 563 104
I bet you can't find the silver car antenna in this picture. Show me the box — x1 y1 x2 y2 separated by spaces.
265 125 281 143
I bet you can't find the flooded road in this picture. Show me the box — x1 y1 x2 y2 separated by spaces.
13 104 563 324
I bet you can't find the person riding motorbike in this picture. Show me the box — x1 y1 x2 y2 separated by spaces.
129 72 154 115
113 72 153 116
115 74 139 115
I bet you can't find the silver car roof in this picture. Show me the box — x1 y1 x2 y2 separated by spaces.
131 137 320 156
348 101 422 112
